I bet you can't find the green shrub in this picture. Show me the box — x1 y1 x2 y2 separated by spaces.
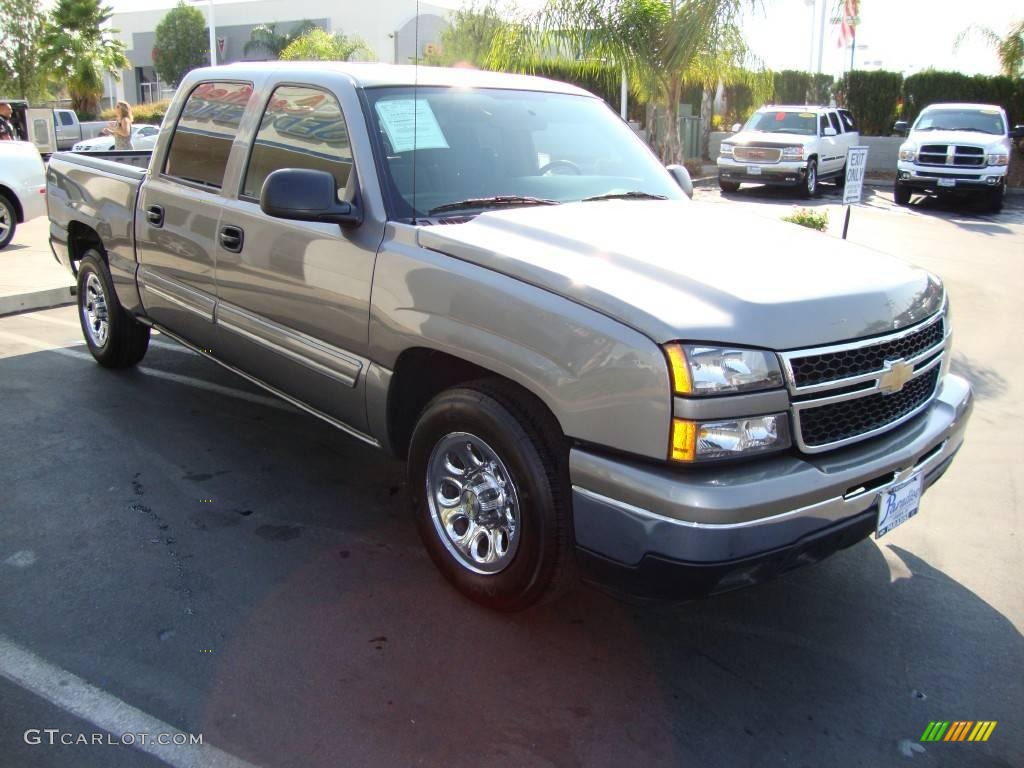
782 207 829 231
903 70 1024 127
837 70 903 136
99 99 172 125
772 70 812 105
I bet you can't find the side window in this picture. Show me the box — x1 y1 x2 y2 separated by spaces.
819 115 829 135
241 85 352 200
839 110 856 132
59 111 75 126
163 81 253 190
828 112 842 133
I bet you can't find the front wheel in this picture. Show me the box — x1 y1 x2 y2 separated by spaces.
985 184 1004 213
718 178 741 193
77 251 150 368
801 160 818 198
408 381 574 610
0 193 16 250
894 182 911 206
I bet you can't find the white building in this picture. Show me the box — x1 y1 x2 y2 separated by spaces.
106 0 450 105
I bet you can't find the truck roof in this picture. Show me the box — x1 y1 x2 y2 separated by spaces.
757 105 836 113
203 61 593 97
919 102 1004 112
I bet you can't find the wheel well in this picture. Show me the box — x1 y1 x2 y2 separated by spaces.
0 185 24 222
386 348 562 460
67 222 105 266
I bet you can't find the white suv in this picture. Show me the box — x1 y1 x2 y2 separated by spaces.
895 103 1022 213
0 140 47 249
717 105 859 197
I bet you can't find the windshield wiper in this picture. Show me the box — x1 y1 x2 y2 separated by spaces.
582 191 668 202
945 127 994 133
429 195 559 215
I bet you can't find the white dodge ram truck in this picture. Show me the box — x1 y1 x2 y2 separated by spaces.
718 105 859 197
895 103 1023 213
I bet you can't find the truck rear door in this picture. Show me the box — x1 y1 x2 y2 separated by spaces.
134 80 254 352
26 108 56 154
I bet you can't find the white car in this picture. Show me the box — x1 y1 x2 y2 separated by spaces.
0 140 47 249
895 103 1023 213
71 124 161 152
717 105 859 197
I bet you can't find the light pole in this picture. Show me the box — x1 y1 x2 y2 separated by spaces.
191 0 217 66
805 0 816 74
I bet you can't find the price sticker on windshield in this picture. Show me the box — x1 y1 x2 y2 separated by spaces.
843 146 869 205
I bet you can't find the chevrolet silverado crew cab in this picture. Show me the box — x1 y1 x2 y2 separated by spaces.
895 103 1023 212
47 64 972 610
718 105 859 196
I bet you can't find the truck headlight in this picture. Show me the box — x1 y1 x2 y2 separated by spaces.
899 147 917 161
720 143 735 157
986 153 1008 166
665 344 784 396
781 146 804 160
670 414 791 462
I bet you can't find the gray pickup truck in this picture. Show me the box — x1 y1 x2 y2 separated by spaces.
47 63 973 610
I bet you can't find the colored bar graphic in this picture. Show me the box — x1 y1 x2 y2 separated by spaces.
921 721 996 742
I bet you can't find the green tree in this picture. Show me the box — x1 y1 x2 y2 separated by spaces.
41 0 128 116
153 1 208 86
956 20 1024 79
0 0 49 101
243 20 320 59
424 2 507 67
490 0 758 162
279 28 374 62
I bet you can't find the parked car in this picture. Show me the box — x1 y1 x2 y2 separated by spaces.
47 63 972 610
894 103 1024 212
0 140 47 249
72 124 161 152
717 105 859 196
0 100 107 154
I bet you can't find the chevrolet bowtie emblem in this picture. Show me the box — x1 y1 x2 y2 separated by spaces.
879 359 914 395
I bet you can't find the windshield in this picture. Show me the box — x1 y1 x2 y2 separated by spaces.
742 111 818 136
914 108 1005 135
363 86 683 219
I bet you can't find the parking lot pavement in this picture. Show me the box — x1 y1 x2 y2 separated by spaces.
2 200 1023 766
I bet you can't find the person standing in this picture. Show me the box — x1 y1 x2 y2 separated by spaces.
0 102 24 141
103 100 134 149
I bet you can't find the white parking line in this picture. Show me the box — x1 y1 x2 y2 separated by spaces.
20 313 81 329
0 635 261 768
0 330 291 412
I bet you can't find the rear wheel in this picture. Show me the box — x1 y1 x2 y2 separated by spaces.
801 160 818 198
77 251 150 368
894 182 911 206
0 193 16 250
408 381 574 611
718 178 741 193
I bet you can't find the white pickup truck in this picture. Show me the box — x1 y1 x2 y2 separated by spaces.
0 140 47 249
895 103 1023 213
718 105 859 197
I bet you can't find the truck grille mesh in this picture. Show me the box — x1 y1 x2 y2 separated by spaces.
799 369 940 447
790 318 945 387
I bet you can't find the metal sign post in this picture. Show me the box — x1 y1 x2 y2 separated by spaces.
842 145 869 240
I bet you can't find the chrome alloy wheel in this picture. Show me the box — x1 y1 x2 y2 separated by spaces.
425 432 521 574
0 203 10 240
82 272 109 348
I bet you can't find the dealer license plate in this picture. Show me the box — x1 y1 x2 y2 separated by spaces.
937 178 955 187
746 165 762 176
876 473 923 538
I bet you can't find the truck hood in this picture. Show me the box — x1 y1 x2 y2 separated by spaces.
417 200 944 350
728 130 816 146
907 129 1008 149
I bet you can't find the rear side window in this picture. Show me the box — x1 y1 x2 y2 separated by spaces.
241 85 352 200
164 81 253 190
59 111 75 126
839 110 856 131
828 112 842 133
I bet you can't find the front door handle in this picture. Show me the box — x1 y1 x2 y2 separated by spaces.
146 204 164 227
219 225 244 253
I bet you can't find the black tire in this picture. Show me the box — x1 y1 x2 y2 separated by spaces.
408 380 574 611
718 178 741 193
894 182 911 206
0 193 16 250
77 251 150 368
835 164 847 187
800 159 818 198
986 184 1004 213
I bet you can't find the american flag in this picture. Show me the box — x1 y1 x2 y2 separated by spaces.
837 0 859 47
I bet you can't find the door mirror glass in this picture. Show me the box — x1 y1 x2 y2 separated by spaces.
893 120 909 137
666 164 693 199
1011 124 1024 139
260 168 362 226
730 122 742 133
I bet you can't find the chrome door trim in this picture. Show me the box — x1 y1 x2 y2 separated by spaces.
153 324 381 448
215 301 364 388
138 266 216 322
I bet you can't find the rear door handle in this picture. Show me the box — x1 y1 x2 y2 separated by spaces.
146 204 164 227
219 225 244 253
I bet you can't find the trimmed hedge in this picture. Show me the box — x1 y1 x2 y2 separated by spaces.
772 70 812 105
903 71 1024 127
837 70 903 135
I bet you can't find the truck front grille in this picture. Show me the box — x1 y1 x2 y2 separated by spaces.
917 144 986 167
780 311 948 453
734 146 782 163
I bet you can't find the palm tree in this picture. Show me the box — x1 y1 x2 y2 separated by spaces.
955 19 1024 78
278 28 375 62
243 20 321 59
489 0 758 163
41 0 128 116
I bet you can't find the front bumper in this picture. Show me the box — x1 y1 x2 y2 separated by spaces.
896 163 1006 194
571 373 973 600
717 157 806 186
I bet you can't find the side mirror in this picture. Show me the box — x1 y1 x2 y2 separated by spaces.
730 123 742 133
823 126 837 137
1011 124 1024 139
893 120 909 137
260 168 362 226
666 164 693 199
